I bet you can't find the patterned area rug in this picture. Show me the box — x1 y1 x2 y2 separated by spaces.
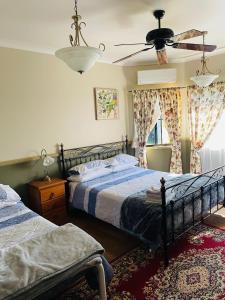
62 224 225 300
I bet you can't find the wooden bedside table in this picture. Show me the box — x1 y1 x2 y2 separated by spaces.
28 178 67 225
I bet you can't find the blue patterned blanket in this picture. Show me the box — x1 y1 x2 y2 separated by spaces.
0 202 36 230
69 167 225 249
0 201 56 250
120 174 225 248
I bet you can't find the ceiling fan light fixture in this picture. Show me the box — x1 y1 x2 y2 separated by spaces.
190 32 218 87
55 0 105 74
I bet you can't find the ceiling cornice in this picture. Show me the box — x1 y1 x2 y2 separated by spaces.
1 42 225 67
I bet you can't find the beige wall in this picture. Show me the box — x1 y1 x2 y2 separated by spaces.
0 47 128 163
1 46 224 170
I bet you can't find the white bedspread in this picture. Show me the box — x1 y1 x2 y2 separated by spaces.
0 223 104 300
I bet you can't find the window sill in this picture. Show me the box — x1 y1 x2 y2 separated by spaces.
146 144 172 148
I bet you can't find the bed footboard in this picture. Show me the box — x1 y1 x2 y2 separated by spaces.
161 165 225 267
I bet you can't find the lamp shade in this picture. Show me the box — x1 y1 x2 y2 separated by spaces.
55 46 103 74
190 74 219 87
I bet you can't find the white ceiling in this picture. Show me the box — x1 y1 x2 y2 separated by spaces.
1 0 225 66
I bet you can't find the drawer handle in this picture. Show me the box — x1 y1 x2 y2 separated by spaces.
49 192 55 200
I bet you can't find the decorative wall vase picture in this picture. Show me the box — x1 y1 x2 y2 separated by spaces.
94 88 119 120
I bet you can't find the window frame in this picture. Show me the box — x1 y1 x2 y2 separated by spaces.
146 117 171 146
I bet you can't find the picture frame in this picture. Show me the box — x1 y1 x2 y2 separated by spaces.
94 88 119 120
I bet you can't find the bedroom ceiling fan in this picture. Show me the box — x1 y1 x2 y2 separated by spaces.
113 10 217 65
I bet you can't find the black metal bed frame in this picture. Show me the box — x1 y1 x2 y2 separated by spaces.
60 137 129 178
60 139 225 267
161 166 225 266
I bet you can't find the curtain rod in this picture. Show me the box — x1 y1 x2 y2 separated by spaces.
128 81 225 92
128 86 187 92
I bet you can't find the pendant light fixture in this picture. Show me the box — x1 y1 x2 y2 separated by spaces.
55 0 105 74
191 32 218 87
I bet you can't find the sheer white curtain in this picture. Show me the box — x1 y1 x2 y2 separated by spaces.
199 110 225 172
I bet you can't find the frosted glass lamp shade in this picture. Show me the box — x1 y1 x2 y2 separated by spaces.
55 46 103 74
41 149 55 182
190 74 219 87
43 156 55 167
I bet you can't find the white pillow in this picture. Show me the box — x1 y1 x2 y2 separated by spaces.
0 184 21 202
110 163 136 173
68 168 112 182
106 154 138 166
68 160 109 175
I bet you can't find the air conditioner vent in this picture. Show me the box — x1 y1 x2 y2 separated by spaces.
137 68 176 85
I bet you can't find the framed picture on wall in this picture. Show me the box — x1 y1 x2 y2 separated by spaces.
94 88 119 120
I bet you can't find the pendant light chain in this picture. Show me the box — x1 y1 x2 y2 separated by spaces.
74 0 78 16
70 0 88 47
202 33 206 74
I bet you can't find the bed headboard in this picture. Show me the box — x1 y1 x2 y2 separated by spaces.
60 136 128 179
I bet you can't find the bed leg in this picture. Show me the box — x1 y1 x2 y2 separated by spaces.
125 134 128 154
161 177 169 267
86 257 107 300
223 176 225 207
96 258 107 300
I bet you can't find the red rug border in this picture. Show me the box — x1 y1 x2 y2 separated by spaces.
110 222 225 265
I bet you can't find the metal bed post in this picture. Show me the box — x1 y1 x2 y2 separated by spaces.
161 177 169 267
60 143 66 179
200 186 204 221
125 135 128 154
223 176 225 207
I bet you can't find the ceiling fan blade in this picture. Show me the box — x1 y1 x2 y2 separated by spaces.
157 49 168 65
114 43 146 46
172 29 204 42
113 48 152 63
173 43 217 52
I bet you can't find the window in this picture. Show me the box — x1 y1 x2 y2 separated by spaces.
147 117 170 145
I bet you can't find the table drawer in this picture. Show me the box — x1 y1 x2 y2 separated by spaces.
42 196 65 213
40 184 65 202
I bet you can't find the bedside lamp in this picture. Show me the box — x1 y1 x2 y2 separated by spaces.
41 149 55 182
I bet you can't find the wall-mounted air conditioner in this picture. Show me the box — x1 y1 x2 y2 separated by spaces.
137 68 176 85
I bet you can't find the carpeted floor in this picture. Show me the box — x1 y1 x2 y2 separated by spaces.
62 222 225 300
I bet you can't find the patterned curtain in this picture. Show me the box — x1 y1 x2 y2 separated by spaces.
187 82 225 174
158 88 183 173
132 89 159 167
